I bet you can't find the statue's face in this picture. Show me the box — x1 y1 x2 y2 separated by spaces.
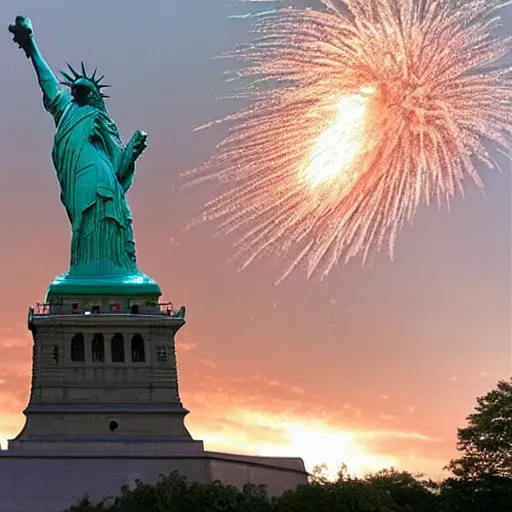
71 78 101 106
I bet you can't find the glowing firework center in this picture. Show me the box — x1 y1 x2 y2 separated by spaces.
302 87 375 194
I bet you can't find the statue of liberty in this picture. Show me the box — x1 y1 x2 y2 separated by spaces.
9 16 160 297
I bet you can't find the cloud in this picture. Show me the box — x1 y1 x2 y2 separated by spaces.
250 374 305 395
184 390 444 479
479 371 502 380
0 337 31 348
358 430 442 442
177 368 446 479
0 368 30 410
176 341 197 351
0 340 33 420
378 414 397 422
197 358 217 369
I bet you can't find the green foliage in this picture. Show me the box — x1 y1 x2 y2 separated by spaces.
65 472 273 512
447 378 512 479
274 467 439 512
362 469 440 512
63 495 111 512
309 463 330 485
65 469 444 512
275 479 403 512
64 468 512 512
440 475 512 512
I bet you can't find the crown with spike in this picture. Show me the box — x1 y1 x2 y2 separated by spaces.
60 62 111 98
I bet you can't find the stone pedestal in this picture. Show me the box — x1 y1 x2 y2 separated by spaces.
17 302 190 442
0 290 308 512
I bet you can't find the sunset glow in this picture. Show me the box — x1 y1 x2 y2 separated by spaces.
185 405 447 480
252 418 399 478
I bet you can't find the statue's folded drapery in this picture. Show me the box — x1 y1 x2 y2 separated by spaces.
45 90 136 272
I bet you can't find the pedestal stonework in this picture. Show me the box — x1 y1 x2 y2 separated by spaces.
0 293 308 512
16 306 190 442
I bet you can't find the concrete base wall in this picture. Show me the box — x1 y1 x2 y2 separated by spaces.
0 444 308 512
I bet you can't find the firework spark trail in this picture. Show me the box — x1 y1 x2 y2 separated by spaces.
186 0 512 282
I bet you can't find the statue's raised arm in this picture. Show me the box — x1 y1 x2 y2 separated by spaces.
9 16 60 106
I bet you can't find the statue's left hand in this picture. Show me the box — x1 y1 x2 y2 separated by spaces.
129 130 148 161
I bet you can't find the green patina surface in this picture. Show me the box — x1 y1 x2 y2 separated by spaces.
47 270 161 299
9 16 160 298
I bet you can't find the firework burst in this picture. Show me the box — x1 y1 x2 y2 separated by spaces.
187 0 512 282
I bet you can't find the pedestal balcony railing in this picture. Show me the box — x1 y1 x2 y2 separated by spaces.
31 302 186 319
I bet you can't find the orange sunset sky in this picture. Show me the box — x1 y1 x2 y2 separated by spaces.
0 0 510 480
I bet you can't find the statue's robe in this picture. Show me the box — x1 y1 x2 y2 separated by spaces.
45 90 136 272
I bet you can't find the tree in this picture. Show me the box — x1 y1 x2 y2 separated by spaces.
309 463 330 485
64 495 110 512
62 467 512 512
64 468 442 512
274 469 440 512
447 378 512 479
363 469 440 512
440 475 512 512
65 472 273 512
